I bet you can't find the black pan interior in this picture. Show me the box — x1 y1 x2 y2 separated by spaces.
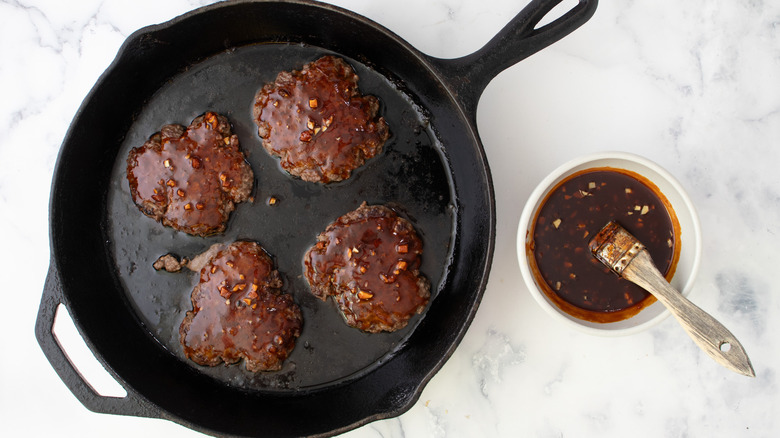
107 43 455 391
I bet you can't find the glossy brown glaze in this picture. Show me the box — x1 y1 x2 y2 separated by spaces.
304 203 430 333
527 168 681 323
180 241 302 372
253 55 390 183
126 112 253 236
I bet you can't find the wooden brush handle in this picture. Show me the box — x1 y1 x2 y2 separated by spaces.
624 250 755 377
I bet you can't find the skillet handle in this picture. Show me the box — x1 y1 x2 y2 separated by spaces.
35 263 162 419
428 0 598 121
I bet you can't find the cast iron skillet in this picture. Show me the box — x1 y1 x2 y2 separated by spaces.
36 0 597 436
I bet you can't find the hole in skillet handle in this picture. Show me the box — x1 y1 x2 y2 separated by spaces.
53 304 127 398
535 0 581 29
35 265 161 419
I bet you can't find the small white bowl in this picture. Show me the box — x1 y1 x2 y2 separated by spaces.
517 152 701 336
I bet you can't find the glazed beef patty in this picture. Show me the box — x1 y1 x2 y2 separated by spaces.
180 241 302 372
126 112 253 236
304 203 430 333
253 55 390 183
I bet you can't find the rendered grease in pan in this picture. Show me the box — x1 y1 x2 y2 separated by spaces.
106 43 456 391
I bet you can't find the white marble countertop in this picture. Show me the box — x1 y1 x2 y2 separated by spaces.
2 0 778 436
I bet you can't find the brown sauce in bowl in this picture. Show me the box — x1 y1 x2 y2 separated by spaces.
527 168 681 323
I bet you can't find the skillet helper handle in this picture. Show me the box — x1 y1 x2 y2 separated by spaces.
429 0 598 120
35 263 162 419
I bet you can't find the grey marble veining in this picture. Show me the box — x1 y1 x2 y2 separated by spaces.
1 0 778 436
